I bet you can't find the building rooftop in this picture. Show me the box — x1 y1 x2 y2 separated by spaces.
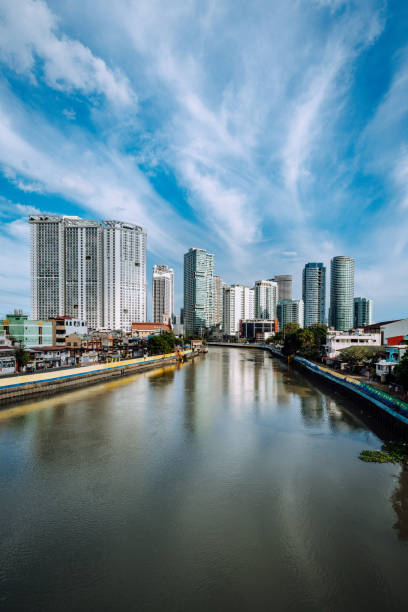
131 322 171 330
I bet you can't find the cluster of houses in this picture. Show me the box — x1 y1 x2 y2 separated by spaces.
0 312 174 375
322 319 408 382
1 309 407 384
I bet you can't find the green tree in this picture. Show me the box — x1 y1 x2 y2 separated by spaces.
338 346 383 373
147 332 177 355
297 328 317 359
282 323 301 356
15 346 31 370
308 323 328 348
395 352 408 390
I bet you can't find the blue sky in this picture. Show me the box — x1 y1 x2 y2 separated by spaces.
0 0 407 321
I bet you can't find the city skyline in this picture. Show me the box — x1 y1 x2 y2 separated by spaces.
11 211 375 332
0 1 407 320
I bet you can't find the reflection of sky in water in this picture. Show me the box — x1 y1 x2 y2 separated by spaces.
0 347 407 611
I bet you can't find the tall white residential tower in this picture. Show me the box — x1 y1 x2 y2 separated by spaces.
30 215 147 331
254 280 278 320
222 285 254 336
103 220 147 332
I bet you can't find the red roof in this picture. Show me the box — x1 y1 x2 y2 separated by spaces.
131 322 171 331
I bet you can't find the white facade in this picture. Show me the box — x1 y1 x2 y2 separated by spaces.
152 265 174 323
380 319 408 343
223 285 254 336
30 215 147 332
325 330 381 359
63 217 103 329
103 221 147 332
254 280 278 320
30 215 65 320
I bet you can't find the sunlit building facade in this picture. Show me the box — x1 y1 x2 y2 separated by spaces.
183 248 214 335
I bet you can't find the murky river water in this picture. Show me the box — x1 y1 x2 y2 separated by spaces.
0 347 407 611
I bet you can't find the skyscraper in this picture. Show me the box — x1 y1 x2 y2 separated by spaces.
63 217 103 329
213 274 225 328
254 280 278 319
184 248 214 335
222 285 254 336
329 256 355 331
152 265 174 323
30 215 103 328
103 220 147 332
277 299 304 329
30 215 147 331
30 215 65 320
302 263 326 327
354 297 373 327
271 275 292 301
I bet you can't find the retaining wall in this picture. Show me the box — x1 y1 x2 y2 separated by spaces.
0 351 195 404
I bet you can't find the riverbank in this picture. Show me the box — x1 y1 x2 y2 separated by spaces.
0 350 197 404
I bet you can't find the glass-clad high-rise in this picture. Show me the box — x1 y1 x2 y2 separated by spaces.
302 263 326 327
329 256 354 331
354 297 372 327
184 248 214 335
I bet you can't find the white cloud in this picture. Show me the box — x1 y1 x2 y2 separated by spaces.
0 0 405 319
0 0 135 106
62 108 76 120
0 83 196 260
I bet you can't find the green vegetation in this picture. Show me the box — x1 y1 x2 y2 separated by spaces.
394 352 408 391
147 332 178 355
269 322 328 359
359 442 408 465
15 345 31 370
338 346 383 373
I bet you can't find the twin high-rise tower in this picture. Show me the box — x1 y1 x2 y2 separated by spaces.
30 215 147 331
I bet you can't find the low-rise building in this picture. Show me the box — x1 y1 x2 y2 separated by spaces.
131 322 171 339
325 329 381 359
51 316 88 346
25 347 71 371
0 348 16 375
240 319 278 342
0 311 53 347
376 343 408 381
381 319 408 345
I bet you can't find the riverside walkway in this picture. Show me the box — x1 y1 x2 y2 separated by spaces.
0 350 194 403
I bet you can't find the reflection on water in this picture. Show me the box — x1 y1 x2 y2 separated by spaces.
0 347 407 612
391 468 408 540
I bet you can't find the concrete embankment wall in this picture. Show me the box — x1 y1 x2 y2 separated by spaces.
0 351 196 404
293 356 408 430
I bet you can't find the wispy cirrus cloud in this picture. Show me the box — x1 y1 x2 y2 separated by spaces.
0 0 135 106
0 0 406 319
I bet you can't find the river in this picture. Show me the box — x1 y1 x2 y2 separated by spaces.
0 347 407 611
